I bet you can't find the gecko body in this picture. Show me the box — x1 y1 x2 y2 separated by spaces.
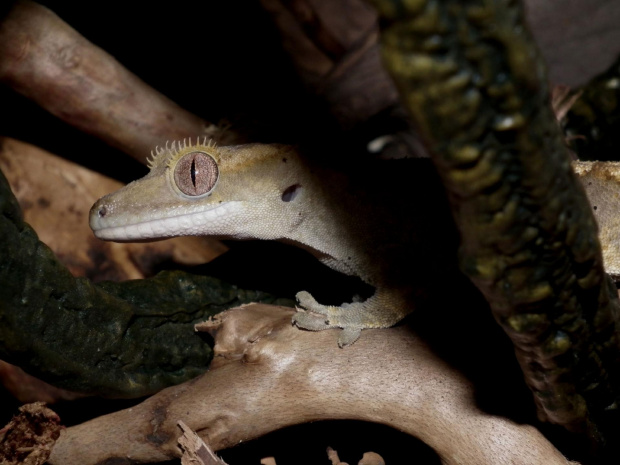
90 139 458 346
90 139 620 347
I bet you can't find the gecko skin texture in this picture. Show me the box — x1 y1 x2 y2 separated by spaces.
90 139 458 347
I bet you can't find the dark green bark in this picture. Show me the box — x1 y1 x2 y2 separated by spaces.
371 0 620 451
0 168 290 398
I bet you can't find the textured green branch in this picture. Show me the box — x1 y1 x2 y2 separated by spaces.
371 0 620 448
0 168 290 398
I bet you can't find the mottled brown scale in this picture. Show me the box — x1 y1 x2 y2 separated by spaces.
173 152 218 196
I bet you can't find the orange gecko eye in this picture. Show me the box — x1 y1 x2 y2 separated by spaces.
173 151 219 196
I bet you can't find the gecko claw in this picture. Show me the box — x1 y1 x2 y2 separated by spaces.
338 328 362 347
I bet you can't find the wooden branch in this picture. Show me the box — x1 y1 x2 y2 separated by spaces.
0 1 244 165
0 360 83 404
259 0 400 129
48 304 576 465
0 137 226 281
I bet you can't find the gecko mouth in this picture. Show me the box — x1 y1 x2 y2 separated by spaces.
90 201 243 241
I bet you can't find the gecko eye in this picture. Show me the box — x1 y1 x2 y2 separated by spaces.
173 151 218 196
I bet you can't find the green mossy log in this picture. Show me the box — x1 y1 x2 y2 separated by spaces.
371 0 620 451
0 168 290 398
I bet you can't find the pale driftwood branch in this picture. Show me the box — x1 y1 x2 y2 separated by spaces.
48 304 576 465
0 1 244 165
0 137 226 282
0 360 83 405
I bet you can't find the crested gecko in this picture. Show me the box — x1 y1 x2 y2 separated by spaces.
89 139 460 347
89 139 619 347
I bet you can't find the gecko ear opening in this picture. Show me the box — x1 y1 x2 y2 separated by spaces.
281 184 302 202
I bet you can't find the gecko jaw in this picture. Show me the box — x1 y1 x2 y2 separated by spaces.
91 201 244 241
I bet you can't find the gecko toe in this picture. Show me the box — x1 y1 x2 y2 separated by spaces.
338 328 362 347
295 290 329 315
292 311 330 331
294 291 370 347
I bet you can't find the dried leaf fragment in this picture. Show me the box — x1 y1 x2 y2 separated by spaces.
326 446 384 465
358 451 385 465
327 447 347 465
0 402 63 465
178 420 228 465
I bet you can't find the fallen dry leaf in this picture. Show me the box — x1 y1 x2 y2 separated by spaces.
0 402 63 465
178 420 228 465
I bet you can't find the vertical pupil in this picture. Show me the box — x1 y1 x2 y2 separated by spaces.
190 158 197 187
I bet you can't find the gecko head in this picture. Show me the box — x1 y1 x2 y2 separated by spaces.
89 139 310 242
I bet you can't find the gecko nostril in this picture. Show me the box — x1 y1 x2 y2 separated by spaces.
98 206 108 218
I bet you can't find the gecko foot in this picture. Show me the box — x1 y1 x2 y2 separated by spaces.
295 290 329 315
293 291 362 347
293 288 411 347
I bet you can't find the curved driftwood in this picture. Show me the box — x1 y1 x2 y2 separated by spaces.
48 304 575 465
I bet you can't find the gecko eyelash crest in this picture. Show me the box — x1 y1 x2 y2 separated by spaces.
146 137 218 170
